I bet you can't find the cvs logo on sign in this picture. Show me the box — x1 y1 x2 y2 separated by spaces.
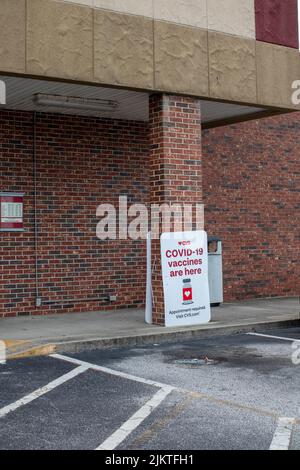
178 241 191 247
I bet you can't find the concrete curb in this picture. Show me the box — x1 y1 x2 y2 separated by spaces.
54 318 300 354
6 316 300 360
7 343 56 360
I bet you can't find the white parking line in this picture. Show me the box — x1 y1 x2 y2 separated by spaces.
51 353 173 390
51 353 175 451
96 387 173 450
51 353 298 451
0 365 88 419
247 332 300 343
269 417 295 451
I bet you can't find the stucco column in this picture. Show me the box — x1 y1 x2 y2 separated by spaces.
149 94 203 325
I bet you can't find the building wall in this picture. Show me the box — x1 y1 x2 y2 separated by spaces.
56 0 299 48
255 0 299 49
0 109 299 317
0 110 149 317
1 0 300 112
203 113 300 300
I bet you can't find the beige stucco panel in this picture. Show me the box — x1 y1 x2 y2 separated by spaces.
154 22 209 96
27 0 93 81
207 0 255 39
94 0 153 17
209 32 257 103
94 10 154 90
153 0 207 28
59 0 93 6
257 42 300 110
0 0 26 73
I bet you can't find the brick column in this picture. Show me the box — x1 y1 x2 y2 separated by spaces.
149 94 202 325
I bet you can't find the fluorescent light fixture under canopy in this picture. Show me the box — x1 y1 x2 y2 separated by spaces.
33 93 119 112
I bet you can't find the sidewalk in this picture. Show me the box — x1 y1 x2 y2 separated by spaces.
1 297 299 359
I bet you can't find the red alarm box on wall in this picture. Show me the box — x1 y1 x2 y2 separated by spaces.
0 193 24 232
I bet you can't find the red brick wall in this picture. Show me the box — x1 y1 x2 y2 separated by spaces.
0 110 149 317
203 113 300 301
1 109 299 318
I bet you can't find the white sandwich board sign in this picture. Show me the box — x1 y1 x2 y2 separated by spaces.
160 231 211 327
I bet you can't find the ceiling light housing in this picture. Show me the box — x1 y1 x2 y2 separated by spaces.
33 93 119 113
0 80 6 105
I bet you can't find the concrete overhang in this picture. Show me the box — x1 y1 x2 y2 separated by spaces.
1 1 300 115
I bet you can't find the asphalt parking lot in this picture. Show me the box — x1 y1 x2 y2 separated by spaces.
0 327 300 450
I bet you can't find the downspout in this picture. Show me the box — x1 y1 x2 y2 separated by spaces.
33 112 41 308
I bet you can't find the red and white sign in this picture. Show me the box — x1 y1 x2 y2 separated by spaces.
161 231 211 327
0 193 24 231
